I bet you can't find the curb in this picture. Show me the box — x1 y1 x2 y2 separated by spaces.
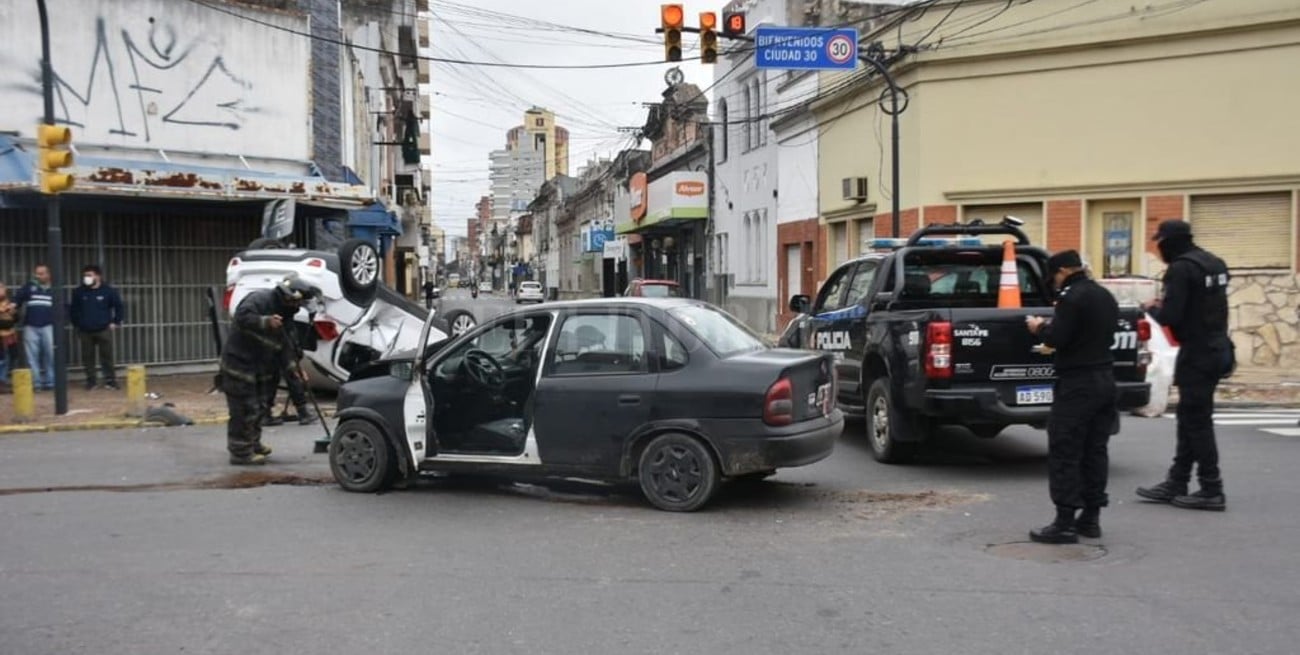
0 412 335 437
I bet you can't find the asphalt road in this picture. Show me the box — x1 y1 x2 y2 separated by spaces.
2 410 1298 654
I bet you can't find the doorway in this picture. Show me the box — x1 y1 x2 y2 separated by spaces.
1085 199 1141 278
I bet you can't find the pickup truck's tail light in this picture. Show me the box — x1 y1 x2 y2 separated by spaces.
221 286 234 313
314 319 340 342
1135 317 1152 378
925 321 953 379
763 377 794 426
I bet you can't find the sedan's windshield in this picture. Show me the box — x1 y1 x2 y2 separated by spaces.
668 305 766 357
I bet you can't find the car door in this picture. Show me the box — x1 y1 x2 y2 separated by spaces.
530 309 656 474
808 261 863 402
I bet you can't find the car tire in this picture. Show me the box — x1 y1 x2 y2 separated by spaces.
445 309 477 337
865 377 921 464
248 237 284 250
328 419 395 493
338 238 380 305
637 433 720 512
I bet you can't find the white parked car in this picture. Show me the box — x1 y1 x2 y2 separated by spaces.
478 280 493 294
515 281 544 304
219 237 450 390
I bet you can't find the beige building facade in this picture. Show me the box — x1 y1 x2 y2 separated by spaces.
815 0 1300 366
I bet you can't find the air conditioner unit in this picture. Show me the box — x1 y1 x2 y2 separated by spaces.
842 177 869 202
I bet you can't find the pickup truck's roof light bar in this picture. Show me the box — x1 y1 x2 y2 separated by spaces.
870 237 984 250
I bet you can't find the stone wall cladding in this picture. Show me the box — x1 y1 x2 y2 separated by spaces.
305 0 343 181
1227 272 1300 367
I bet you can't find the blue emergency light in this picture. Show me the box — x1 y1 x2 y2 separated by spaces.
869 237 984 250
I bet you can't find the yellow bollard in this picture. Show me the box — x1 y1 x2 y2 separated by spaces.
124 365 146 418
12 368 34 423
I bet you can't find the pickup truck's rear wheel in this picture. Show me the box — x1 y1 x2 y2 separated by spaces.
866 378 920 464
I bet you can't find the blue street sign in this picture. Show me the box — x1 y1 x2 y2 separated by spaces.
754 26 859 71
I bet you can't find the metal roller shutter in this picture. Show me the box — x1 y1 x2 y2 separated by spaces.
1189 192 1293 269
962 203 1045 246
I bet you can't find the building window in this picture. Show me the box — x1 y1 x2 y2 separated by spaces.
718 99 729 162
831 222 849 266
855 217 875 256
743 85 753 152
750 78 762 149
1190 192 1293 269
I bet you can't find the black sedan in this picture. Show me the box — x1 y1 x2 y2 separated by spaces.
327 298 843 511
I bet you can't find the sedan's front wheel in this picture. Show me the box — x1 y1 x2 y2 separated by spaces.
329 420 395 493
638 433 719 512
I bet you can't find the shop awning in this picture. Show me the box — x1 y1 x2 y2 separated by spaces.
347 205 402 235
0 134 378 209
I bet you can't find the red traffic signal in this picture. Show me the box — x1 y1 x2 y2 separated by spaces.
724 11 745 36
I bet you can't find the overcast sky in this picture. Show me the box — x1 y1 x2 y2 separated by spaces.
426 0 913 239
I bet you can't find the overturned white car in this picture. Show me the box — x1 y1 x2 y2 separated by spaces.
218 237 449 390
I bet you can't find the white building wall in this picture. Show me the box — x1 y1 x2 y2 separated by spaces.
0 0 311 160
711 0 784 334
774 72 819 225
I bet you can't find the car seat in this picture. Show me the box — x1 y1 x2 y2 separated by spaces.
903 271 932 297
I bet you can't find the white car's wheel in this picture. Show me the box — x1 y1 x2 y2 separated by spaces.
339 239 379 305
446 310 477 337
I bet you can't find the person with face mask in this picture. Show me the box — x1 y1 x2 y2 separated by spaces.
14 264 55 391
1137 220 1232 511
1025 250 1120 543
69 265 125 390
219 275 319 466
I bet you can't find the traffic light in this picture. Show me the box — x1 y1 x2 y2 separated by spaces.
661 4 683 62
36 124 74 195
700 12 718 64
723 11 746 37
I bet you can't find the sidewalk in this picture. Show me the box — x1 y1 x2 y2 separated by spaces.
1179 365 1300 408
0 373 336 435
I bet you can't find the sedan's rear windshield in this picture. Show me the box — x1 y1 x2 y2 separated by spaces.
668 305 766 357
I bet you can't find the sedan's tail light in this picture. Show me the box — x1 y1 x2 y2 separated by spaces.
925 321 953 379
314 319 340 342
763 377 794 427
222 286 234 313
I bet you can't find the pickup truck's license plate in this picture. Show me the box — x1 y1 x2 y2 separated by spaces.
1015 385 1054 405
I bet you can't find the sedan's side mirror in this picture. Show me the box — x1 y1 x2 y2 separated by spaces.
789 294 811 314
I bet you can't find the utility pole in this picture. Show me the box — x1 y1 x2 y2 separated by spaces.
858 43 910 238
36 0 69 415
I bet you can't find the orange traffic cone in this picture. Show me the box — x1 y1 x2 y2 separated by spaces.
997 240 1021 308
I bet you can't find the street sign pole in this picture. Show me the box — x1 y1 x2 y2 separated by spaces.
36 0 68 415
753 27 910 238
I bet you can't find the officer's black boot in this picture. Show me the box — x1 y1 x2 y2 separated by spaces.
1136 478 1188 503
1030 506 1079 544
1172 477 1226 511
1075 506 1102 539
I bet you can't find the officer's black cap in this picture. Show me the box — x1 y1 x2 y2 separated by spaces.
1046 250 1083 276
1152 219 1191 242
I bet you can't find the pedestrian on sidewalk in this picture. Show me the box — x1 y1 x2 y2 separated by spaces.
423 279 436 309
14 264 55 391
219 275 318 466
0 283 20 393
1137 220 1233 511
69 265 125 391
1025 250 1120 544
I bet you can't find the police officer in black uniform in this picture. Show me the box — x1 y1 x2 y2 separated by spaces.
221 276 319 465
1137 220 1232 511
1025 250 1120 543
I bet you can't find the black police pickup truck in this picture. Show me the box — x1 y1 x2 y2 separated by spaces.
779 221 1151 463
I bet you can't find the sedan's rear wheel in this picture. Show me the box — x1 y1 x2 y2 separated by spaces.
329 420 394 493
638 433 719 512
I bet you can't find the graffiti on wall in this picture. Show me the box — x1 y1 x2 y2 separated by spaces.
0 1 307 158
43 16 258 141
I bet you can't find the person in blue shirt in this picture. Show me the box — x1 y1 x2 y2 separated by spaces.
14 265 56 391
69 265 125 390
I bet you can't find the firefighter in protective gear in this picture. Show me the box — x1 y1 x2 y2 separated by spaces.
1137 220 1232 511
220 275 320 465
1025 250 1120 543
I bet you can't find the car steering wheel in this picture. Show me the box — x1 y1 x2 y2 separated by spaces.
463 349 506 389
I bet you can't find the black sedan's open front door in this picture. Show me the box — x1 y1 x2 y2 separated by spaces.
402 306 443 462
